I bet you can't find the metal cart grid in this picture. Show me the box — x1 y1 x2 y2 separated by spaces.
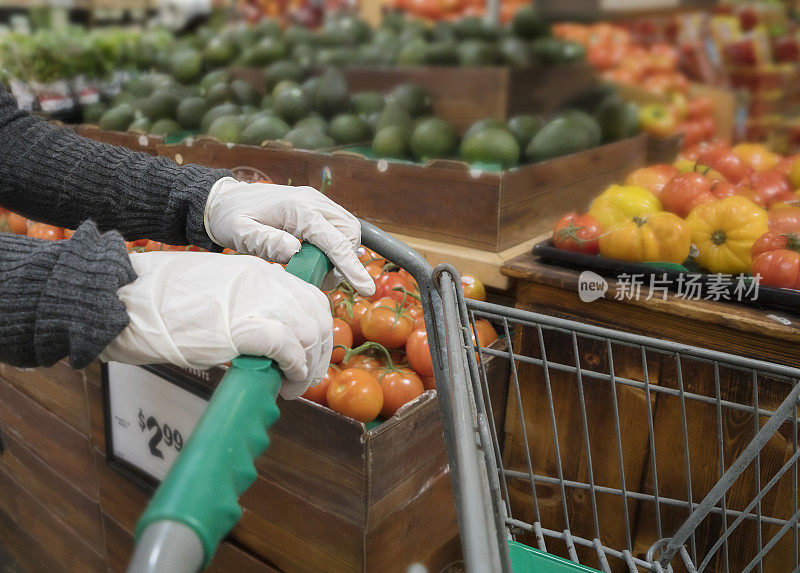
430 263 800 573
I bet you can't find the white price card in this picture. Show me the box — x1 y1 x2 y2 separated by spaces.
106 362 209 482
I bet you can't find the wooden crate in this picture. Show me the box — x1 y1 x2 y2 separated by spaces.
305 135 648 252
71 125 164 155
157 137 313 186
229 64 598 134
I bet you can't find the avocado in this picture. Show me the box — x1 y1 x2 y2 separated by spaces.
201 103 241 133
464 118 508 140
241 116 290 145
140 91 181 121
594 95 639 142
532 38 586 65
301 76 321 101
409 118 458 161
82 102 106 125
127 117 152 133
511 5 548 40
200 70 230 92
231 79 260 106
352 92 384 116
507 115 545 149
500 37 532 68
525 116 599 162
111 91 136 107
453 16 498 41
208 115 244 143
176 97 210 130
285 25 313 46
255 19 282 37
149 118 182 136
460 128 520 169
559 110 602 145
205 82 237 105
243 36 288 65
260 94 274 110
376 98 413 132
458 41 499 66
562 83 617 113
389 84 431 117
204 36 237 67
373 126 411 159
283 127 335 150
431 22 456 42
314 68 350 118
272 80 300 98
274 87 312 123
397 38 429 65
329 113 371 144
171 49 203 84
291 44 316 68
265 60 306 89
425 41 459 65
295 115 328 133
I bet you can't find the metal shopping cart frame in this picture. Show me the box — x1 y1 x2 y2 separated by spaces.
428 255 800 573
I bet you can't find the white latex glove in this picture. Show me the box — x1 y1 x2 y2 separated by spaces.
99 251 333 400
204 177 375 297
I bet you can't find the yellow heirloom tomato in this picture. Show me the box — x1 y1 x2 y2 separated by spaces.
588 185 662 229
684 195 769 274
599 212 691 264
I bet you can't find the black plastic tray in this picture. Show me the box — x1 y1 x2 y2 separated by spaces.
532 239 800 315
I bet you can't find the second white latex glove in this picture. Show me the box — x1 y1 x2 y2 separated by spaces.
99 251 333 399
204 177 375 296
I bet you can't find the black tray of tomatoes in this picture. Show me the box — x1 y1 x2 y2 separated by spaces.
531 238 800 316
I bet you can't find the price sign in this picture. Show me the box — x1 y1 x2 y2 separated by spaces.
104 362 211 483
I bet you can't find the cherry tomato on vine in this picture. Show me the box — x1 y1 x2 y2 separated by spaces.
405 305 426 330
302 365 338 406
471 319 499 354
331 290 371 345
405 327 434 378
331 318 353 363
341 353 385 373
326 368 384 422
552 213 603 254
361 297 415 348
373 271 419 306
378 368 424 418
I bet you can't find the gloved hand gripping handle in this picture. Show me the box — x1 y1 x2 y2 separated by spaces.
129 245 333 572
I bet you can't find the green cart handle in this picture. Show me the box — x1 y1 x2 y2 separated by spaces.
129 244 333 571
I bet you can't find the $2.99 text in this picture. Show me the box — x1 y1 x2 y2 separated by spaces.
138 409 184 459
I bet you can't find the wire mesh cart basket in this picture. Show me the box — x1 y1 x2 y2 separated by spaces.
431 263 800 573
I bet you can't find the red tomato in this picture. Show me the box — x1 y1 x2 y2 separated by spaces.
751 250 800 290
660 173 715 218
406 327 434 377
421 376 436 391
749 170 795 208
552 213 603 254
373 271 419 305
752 231 800 258
698 147 750 184
364 260 384 281
7 212 28 235
687 95 713 119
62 228 75 240
326 368 383 422
710 180 740 200
768 206 800 233
331 290 371 344
341 353 385 373
222 248 239 255
145 240 164 251
378 368 424 418
461 275 487 301
361 297 415 349
27 223 64 241
331 318 353 363
680 120 706 148
623 164 678 198
302 365 338 406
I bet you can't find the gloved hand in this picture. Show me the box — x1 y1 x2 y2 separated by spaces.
204 177 375 296
99 251 333 399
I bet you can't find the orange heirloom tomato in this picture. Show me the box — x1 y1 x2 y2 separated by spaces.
751 250 800 289
326 368 383 423
599 212 691 264
768 206 800 232
6 212 28 235
752 230 800 258
588 185 662 229
685 196 769 274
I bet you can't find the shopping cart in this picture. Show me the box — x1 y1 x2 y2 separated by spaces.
433 262 800 572
128 220 800 572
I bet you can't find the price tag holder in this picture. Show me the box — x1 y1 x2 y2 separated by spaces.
102 362 224 489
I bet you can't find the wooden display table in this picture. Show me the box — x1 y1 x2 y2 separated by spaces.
498 255 800 570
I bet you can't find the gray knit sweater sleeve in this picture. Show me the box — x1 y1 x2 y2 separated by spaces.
0 84 231 368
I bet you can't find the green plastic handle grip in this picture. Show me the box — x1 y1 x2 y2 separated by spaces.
134 244 333 567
